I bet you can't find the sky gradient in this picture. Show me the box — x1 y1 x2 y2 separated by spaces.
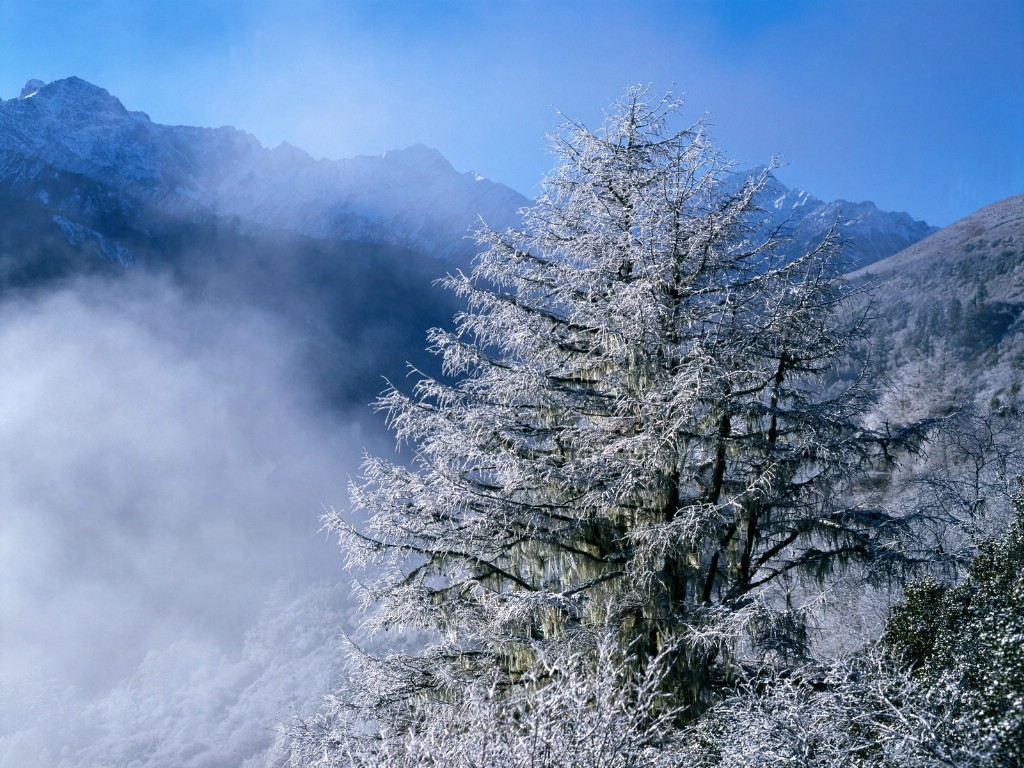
1 0 1021 227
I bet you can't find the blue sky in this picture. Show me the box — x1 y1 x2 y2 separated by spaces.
1 0 1020 226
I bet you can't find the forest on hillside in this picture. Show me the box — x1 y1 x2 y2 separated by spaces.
278 89 1024 768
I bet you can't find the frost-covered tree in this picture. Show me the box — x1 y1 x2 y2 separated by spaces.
309 88 930 752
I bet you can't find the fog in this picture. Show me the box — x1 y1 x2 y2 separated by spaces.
0 273 380 765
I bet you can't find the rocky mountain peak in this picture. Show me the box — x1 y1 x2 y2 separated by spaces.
18 79 45 99
764 178 937 267
14 76 131 116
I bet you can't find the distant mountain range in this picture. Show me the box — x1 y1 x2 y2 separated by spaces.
1 77 934 279
0 76 527 263
764 183 937 267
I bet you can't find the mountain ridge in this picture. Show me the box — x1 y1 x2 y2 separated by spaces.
850 192 1024 302
765 179 937 267
1 77 528 261
847 193 1024 416
1 76 936 268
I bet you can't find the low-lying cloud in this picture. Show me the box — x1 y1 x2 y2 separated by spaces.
0 273 374 765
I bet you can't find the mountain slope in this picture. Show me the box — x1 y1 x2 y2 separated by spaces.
851 192 1024 303
851 193 1024 411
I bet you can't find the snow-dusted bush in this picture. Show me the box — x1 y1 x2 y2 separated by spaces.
683 651 1003 768
282 633 687 767
881 477 1024 766
681 480 1024 768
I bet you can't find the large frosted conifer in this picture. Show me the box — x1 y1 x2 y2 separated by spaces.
324 88 924 727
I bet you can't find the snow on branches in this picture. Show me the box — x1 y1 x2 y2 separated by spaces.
295 87 939 764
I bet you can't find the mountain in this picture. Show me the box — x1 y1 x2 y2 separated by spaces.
0 77 949 413
765 179 938 267
0 76 528 263
1 78 937 276
0 76 941 405
850 193 1024 413
850 192 1024 304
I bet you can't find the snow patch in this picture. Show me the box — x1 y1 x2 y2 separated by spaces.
19 79 45 99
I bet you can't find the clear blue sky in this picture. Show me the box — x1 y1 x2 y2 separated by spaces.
1 0 1021 226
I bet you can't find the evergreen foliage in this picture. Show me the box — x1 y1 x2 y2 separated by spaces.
681 479 1024 768
883 477 1024 765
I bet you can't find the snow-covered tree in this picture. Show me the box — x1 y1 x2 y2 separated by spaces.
304 88 931 759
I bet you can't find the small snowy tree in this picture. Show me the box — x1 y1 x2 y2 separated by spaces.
303 88 930 761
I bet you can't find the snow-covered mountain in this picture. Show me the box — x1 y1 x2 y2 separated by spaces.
1 77 936 274
0 76 527 261
848 193 1024 415
764 180 937 267
850 192 1024 303
849 191 1024 366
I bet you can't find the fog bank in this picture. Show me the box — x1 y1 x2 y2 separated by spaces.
0 274 374 765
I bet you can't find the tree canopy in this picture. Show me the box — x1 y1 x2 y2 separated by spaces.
299 87 938 763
